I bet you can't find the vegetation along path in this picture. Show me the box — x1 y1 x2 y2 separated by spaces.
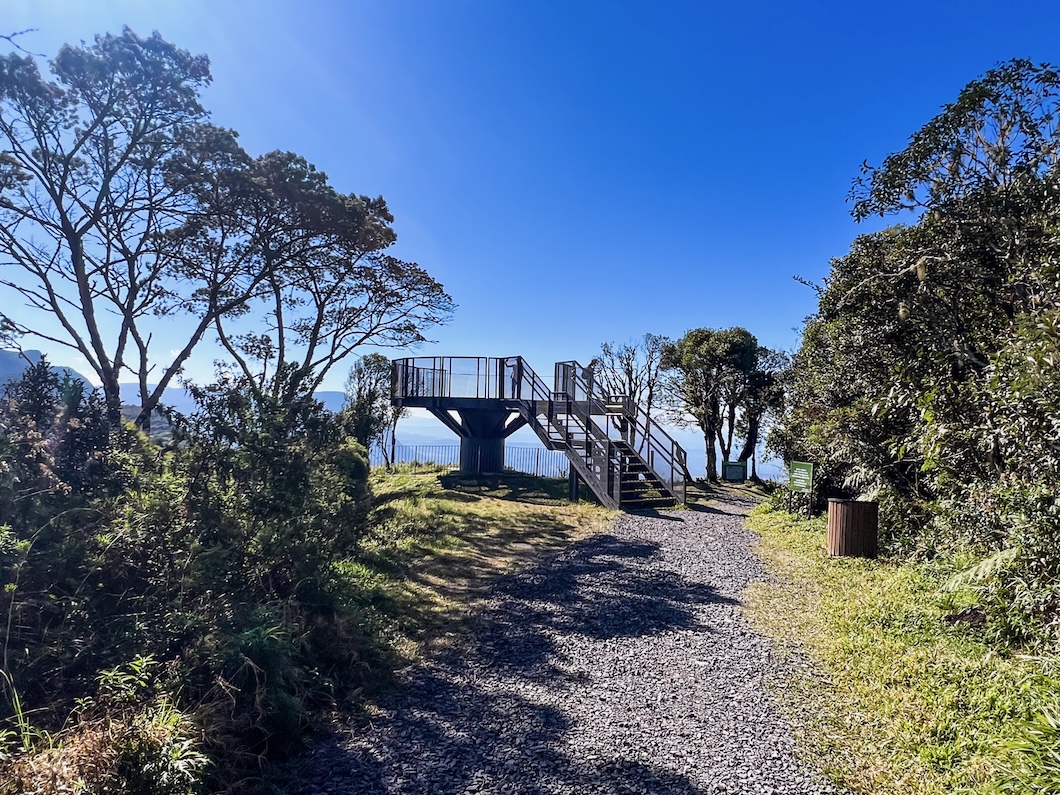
288 491 844 795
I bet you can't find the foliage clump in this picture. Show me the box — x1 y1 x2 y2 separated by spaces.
773 58 1060 639
772 62 1060 784
0 361 382 790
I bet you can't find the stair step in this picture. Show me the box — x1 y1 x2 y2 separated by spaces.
621 479 665 489
514 376 684 511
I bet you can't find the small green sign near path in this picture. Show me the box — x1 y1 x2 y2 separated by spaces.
789 461 814 494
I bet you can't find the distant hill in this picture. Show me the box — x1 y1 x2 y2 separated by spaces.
0 349 92 390
116 386 348 415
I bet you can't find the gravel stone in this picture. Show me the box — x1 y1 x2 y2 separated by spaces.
283 494 847 794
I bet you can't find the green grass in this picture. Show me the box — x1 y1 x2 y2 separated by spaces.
744 504 1060 794
333 465 615 668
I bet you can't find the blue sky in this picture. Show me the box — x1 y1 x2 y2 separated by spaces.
5 1 1060 472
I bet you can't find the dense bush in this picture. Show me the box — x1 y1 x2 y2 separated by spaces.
0 363 377 790
772 60 1060 646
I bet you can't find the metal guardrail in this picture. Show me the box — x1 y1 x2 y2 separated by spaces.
368 443 570 478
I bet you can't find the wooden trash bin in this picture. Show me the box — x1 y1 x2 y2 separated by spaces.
827 499 878 559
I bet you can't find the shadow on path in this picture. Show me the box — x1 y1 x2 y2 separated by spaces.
291 532 735 794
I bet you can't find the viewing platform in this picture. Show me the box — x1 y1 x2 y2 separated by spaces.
392 356 688 510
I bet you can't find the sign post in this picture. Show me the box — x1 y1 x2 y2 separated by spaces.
789 460 814 518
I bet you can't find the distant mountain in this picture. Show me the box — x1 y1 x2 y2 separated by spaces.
115 386 348 416
0 349 92 390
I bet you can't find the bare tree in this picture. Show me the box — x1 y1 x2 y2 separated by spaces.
591 333 668 420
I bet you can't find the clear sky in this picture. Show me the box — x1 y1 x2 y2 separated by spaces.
5 0 1060 393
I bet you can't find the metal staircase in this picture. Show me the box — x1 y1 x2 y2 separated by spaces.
392 356 688 510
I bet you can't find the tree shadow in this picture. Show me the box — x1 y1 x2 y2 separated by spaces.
473 534 735 673
284 533 736 793
439 472 581 505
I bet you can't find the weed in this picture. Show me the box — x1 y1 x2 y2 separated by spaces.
0 659 208 795
993 701 1060 793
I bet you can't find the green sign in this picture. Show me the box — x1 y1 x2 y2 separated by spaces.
722 460 747 482
789 461 814 493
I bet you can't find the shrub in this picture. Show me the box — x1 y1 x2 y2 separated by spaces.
1 365 377 789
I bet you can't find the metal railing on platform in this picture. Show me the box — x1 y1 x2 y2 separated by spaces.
368 443 570 479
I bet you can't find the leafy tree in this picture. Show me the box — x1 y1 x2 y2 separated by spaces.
777 59 1060 640
178 149 454 415
342 352 406 465
735 347 788 478
662 327 759 481
0 29 217 428
851 59 1060 222
0 30 453 432
712 329 760 464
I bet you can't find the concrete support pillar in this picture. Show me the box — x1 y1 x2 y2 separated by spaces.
428 405 527 476
459 436 506 475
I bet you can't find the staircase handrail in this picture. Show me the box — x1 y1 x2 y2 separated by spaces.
549 361 624 504
557 361 686 503
501 355 552 405
626 402 689 473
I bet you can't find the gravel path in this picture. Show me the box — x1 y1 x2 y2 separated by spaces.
287 495 844 794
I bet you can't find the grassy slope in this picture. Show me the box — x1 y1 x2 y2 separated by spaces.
743 505 1059 794
334 466 616 671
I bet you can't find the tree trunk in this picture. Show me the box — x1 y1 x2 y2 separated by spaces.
704 431 718 481
737 416 760 462
102 374 123 431
715 426 727 463
725 401 736 459
136 409 152 435
388 421 398 471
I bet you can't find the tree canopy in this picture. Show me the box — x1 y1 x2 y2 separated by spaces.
0 28 452 429
775 58 1060 642
0 29 213 426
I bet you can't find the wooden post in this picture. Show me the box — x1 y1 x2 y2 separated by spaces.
807 475 813 519
827 499 879 558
